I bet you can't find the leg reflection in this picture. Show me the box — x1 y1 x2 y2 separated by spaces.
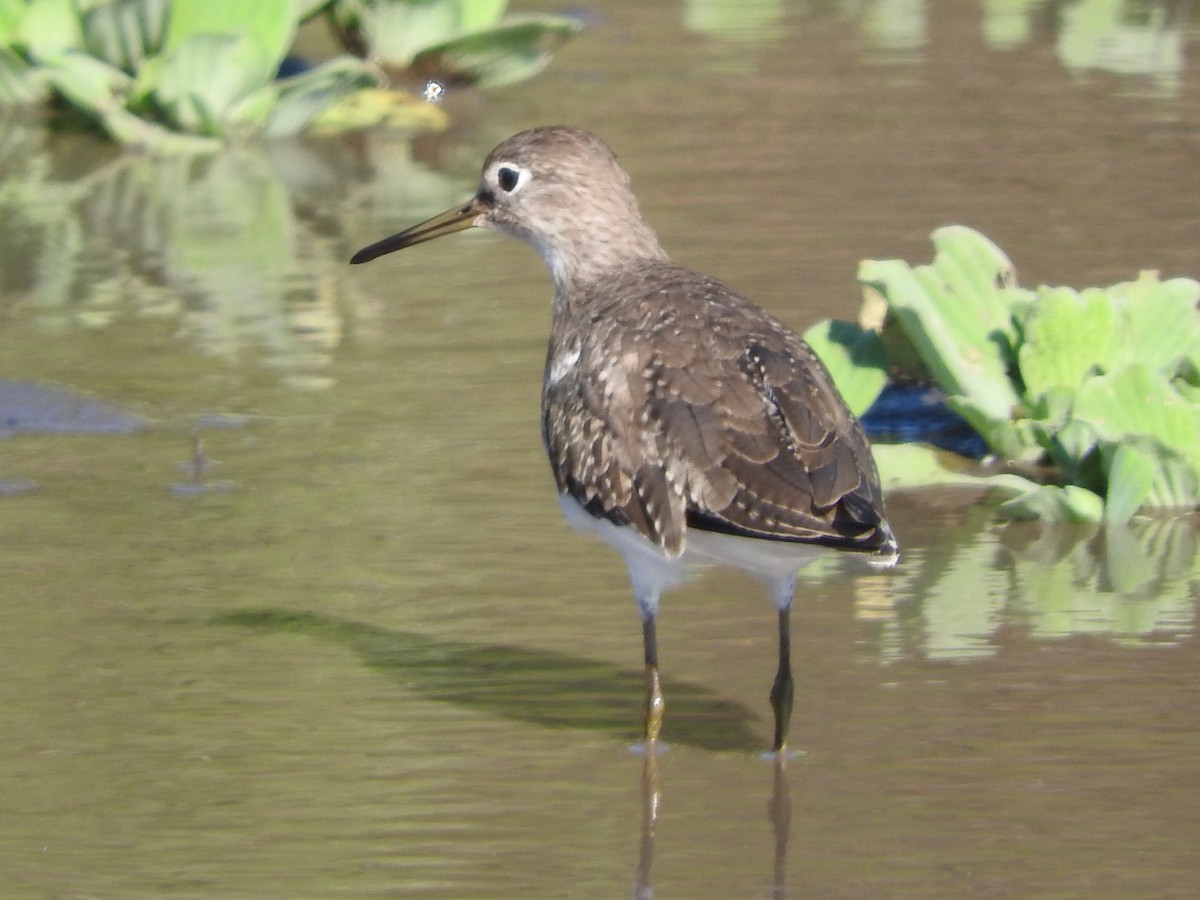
768 754 791 899
634 752 661 899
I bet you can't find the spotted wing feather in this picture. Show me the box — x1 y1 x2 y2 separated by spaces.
542 263 893 559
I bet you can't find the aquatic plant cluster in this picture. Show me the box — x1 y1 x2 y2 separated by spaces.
806 226 1200 523
0 0 580 150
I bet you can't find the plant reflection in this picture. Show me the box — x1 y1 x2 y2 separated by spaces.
686 0 1193 99
828 501 1199 662
0 121 471 389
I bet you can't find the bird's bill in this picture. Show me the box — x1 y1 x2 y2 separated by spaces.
349 196 485 265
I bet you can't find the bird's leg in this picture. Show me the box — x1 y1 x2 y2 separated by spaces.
642 612 665 746
769 606 793 753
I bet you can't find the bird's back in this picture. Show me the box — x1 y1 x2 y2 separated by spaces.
542 261 894 562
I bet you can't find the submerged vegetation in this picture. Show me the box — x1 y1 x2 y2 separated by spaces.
0 0 581 150
807 226 1200 523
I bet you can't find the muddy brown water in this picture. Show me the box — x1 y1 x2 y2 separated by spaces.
1 3 1198 897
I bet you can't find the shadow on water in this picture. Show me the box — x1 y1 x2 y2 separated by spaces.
213 609 762 752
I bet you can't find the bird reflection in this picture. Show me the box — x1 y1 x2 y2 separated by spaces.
632 754 792 897
634 754 661 900
768 756 792 898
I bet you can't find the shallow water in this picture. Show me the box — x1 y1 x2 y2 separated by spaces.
2 2 1199 897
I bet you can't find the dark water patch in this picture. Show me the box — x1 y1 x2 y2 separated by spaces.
0 380 146 437
863 382 988 458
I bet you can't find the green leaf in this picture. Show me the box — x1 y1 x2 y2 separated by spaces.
99 99 222 151
1027 385 1075 431
296 0 334 21
1100 442 1156 524
125 0 302 137
16 0 84 60
262 55 381 136
456 0 507 32
933 224 1018 292
328 2 577 85
858 226 1025 430
871 443 1036 496
1069 367 1200 517
38 50 131 111
0 0 27 43
1105 438 1200 514
145 33 269 134
307 84 447 133
852 227 1200 522
342 0 462 66
410 14 582 87
165 0 297 84
224 82 278 130
35 49 216 150
1038 415 1100 485
1017 272 1200 408
81 0 170 74
1018 285 1119 401
1110 271 1200 377
802 319 888 417
0 45 44 105
943 395 1032 461
1071 363 1200 469
160 0 296 108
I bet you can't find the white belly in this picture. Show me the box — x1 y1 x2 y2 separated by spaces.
557 492 846 613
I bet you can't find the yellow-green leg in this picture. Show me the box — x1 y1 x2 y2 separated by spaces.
643 614 665 745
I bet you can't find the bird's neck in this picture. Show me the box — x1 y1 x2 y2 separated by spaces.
542 221 670 307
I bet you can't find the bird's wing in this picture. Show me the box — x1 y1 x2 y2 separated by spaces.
542 270 892 558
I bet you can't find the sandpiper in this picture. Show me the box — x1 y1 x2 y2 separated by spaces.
351 126 897 754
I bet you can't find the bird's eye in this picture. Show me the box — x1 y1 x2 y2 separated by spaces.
497 166 520 192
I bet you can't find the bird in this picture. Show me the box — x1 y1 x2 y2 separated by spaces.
350 126 897 754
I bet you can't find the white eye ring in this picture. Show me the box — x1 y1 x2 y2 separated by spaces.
491 162 529 193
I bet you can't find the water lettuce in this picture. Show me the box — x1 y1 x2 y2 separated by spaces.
809 226 1200 522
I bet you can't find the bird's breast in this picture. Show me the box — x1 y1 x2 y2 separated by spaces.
546 342 582 389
